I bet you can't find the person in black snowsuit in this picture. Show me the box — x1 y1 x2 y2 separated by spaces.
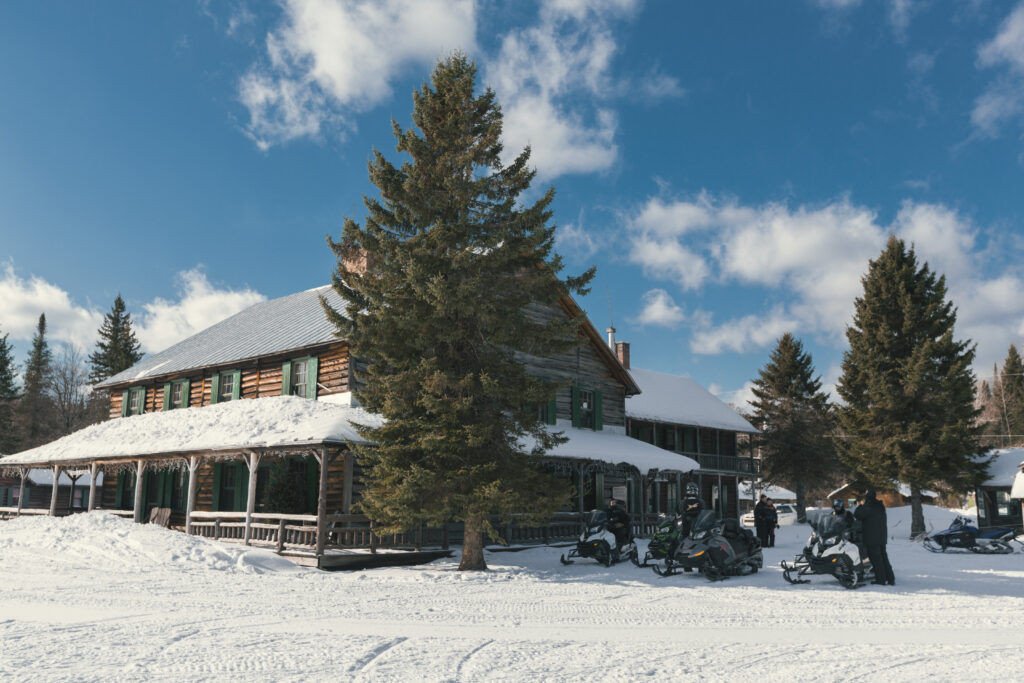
680 482 705 537
853 489 895 586
765 499 779 547
754 495 771 547
606 498 632 550
831 498 863 555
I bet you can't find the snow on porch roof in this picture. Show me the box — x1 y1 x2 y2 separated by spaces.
0 396 382 468
97 286 346 388
626 368 758 434
522 427 700 475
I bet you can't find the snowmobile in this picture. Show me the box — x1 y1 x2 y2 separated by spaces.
560 509 638 567
923 515 1017 554
782 513 872 589
660 510 763 580
633 512 686 574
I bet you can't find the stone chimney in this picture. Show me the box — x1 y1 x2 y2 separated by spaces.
615 341 630 369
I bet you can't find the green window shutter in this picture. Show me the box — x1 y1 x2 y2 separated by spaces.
212 463 222 511
571 386 580 428
594 390 603 431
305 456 319 513
181 379 191 408
546 396 557 425
140 387 148 414
235 464 248 512
162 383 172 411
231 370 241 400
116 471 125 508
306 357 319 399
210 374 221 405
281 361 292 396
120 390 130 417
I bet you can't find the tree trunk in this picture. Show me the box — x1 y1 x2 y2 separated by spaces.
910 486 925 538
794 480 807 524
459 515 488 571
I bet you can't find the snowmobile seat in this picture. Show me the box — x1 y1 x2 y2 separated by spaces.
721 518 742 539
722 518 756 554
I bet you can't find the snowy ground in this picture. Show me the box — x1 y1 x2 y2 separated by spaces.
2 507 1023 682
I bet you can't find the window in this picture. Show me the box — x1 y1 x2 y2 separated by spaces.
121 386 146 416
657 426 677 451
129 389 141 414
211 370 241 404
162 379 190 410
571 386 602 430
171 382 184 408
282 358 318 399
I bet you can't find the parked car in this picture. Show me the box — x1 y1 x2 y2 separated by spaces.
741 503 798 527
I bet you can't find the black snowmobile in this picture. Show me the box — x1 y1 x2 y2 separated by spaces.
560 509 638 567
782 513 873 589
633 512 687 574
660 510 763 580
923 515 1018 554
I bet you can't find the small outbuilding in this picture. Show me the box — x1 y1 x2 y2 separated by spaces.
976 448 1024 531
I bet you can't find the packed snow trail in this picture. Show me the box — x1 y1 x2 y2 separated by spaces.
1 508 1022 681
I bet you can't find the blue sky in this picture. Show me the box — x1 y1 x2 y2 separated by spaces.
2 0 1023 407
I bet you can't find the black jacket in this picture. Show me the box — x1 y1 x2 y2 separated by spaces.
853 498 888 545
754 501 770 529
607 506 631 529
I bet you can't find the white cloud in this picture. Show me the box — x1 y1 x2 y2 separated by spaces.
623 192 1023 372
239 0 477 149
634 289 685 328
136 269 266 353
972 3 1024 138
887 0 918 38
0 264 266 359
812 0 861 8
0 264 102 351
690 308 798 355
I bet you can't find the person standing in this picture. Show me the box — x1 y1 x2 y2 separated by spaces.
766 498 779 548
853 489 895 586
754 494 771 547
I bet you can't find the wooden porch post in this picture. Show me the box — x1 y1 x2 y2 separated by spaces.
243 451 261 545
66 473 82 513
133 459 145 523
315 447 330 558
87 463 99 512
16 468 27 516
185 456 199 535
48 465 61 516
341 450 354 513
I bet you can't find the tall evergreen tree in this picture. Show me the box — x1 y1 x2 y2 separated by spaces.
88 294 143 384
837 236 987 537
749 333 836 523
19 314 55 449
323 55 594 571
0 325 19 454
996 344 1024 445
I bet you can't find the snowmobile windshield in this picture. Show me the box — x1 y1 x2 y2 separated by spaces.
691 510 718 534
584 510 608 531
815 514 845 540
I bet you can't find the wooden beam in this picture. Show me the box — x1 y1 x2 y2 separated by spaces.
341 450 354 513
133 459 145 523
16 468 26 516
243 452 261 545
87 463 99 512
66 473 81 513
49 465 61 516
315 447 329 557
185 456 199 535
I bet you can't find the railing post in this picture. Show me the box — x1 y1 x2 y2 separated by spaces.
276 518 286 553
214 518 221 539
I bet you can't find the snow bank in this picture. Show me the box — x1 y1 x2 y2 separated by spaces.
0 396 383 467
0 511 301 575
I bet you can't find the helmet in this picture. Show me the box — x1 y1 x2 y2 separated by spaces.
832 498 845 511
685 482 699 497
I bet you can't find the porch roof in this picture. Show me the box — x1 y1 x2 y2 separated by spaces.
524 427 700 475
0 396 381 469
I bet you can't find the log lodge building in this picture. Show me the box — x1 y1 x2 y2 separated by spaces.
0 286 758 567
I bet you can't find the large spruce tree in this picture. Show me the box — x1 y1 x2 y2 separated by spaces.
88 294 143 384
750 333 836 523
994 345 1024 445
0 325 19 454
837 236 987 536
323 55 593 571
19 314 55 449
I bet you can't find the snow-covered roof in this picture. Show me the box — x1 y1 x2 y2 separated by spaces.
827 482 937 499
738 480 796 500
97 286 346 387
521 427 699 475
981 448 1024 487
0 396 381 467
625 368 758 434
